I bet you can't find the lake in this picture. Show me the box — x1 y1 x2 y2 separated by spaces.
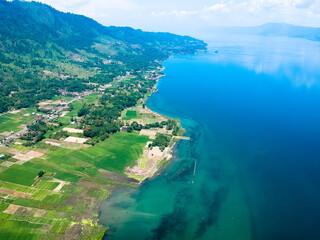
99 34 320 240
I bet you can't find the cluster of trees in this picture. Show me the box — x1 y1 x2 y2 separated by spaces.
0 62 92 113
151 134 170 151
51 130 69 140
20 120 52 145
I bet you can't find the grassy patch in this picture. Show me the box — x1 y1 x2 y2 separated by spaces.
122 110 138 120
140 157 148 169
46 132 149 175
44 125 64 139
84 94 99 103
66 101 84 117
0 219 43 240
0 165 37 186
57 116 71 125
36 180 59 190
0 109 37 134
10 145 30 151
0 202 9 212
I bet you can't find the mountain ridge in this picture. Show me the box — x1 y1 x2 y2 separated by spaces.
211 23 320 42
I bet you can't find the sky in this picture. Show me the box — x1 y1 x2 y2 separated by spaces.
26 0 320 35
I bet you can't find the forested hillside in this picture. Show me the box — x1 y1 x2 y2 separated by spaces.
0 0 206 113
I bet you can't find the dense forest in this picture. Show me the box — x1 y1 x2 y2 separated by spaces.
0 0 206 113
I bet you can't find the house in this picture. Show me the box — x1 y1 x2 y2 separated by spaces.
120 126 127 132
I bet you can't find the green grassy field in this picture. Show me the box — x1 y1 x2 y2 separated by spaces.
36 180 60 190
44 125 65 138
0 219 44 240
0 165 37 186
84 94 99 103
0 109 39 134
66 101 84 117
57 116 71 125
45 132 149 175
122 110 138 120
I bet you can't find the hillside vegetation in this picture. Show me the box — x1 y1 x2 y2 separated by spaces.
0 0 206 113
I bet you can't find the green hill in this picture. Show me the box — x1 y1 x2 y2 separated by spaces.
0 0 206 113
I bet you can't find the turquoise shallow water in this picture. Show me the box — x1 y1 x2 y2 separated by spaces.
99 34 320 240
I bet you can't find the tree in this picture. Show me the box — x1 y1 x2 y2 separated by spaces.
126 126 133 133
131 121 142 131
38 171 45 177
78 108 90 117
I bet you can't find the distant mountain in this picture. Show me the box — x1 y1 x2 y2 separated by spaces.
213 23 320 42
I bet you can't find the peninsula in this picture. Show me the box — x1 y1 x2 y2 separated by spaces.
0 1 206 239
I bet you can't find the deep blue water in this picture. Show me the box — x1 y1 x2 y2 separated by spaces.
100 34 320 240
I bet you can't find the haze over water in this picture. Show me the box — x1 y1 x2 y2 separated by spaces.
100 34 320 240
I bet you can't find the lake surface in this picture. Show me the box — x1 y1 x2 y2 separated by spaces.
99 34 320 240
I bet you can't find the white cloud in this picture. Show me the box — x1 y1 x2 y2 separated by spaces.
152 10 198 17
203 3 230 13
22 0 320 33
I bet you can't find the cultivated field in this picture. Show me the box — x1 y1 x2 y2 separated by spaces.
0 109 37 134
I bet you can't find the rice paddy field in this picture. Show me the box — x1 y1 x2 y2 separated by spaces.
0 132 149 239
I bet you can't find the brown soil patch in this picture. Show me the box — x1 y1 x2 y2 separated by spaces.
4 204 20 214
38 100 53 106
64 224 82 240
9 110 21 114
34 209 47 218
47 122 59 127
78 179 104 188
52 100 63 105
63 141 90 150
45 139 61 147
12 150 44 161
97 169 138 184
140 129 157 139
64 136 87 143
147 146 164 161
139 108 153 114
6 148 21 155
15 206 33 216
157 128 173 134
0 161 15 167
0 131 11 137
50 178 70 192
63 128 84 134
0 188 31 198
126 141 174 179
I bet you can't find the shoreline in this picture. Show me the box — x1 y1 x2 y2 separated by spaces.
97 62 188 235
